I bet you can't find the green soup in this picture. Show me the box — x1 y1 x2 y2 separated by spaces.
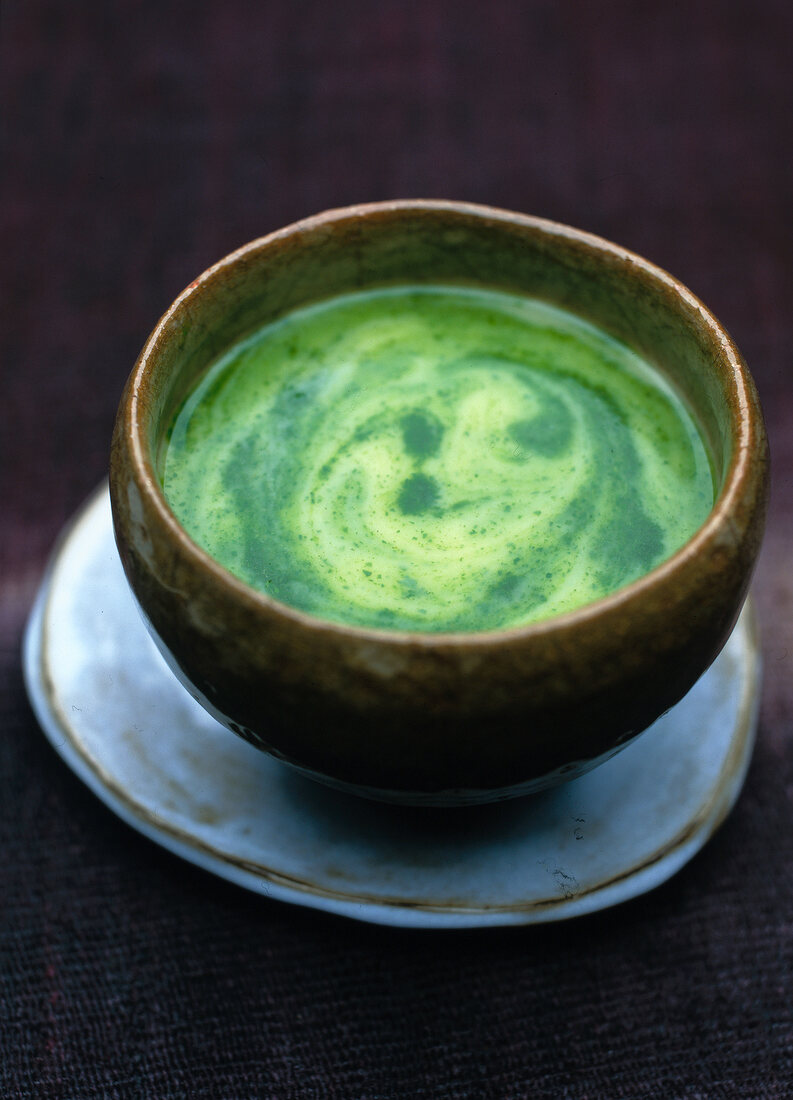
162 286 714 633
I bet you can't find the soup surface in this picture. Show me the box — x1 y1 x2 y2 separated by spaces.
162 285 714 632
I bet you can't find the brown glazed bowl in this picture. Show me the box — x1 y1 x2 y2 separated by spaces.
110 201 768 805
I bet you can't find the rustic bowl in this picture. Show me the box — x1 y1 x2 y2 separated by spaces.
110 200 768 805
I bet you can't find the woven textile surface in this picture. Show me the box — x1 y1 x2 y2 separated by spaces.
2 2 792 1096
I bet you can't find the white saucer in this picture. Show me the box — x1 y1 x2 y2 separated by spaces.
24 485 761 929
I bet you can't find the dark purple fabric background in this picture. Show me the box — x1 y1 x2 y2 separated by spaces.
2 2 792 1096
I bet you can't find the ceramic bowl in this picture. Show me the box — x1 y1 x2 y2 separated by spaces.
110 200 768 805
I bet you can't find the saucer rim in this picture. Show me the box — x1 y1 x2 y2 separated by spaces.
23 484 761 929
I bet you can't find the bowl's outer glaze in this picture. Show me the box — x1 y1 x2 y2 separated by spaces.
110 201 768 803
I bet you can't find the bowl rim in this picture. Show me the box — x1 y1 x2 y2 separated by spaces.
117 198 766 649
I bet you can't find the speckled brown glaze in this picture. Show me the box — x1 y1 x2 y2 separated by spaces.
109 201 769 804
